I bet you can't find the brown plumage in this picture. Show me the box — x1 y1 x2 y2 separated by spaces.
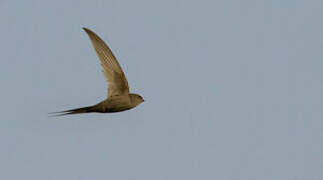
51 28 144 116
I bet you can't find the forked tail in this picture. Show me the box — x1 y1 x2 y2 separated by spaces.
49 105 95 116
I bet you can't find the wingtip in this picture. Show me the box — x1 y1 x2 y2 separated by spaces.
48 111 76 117
82 27 91 33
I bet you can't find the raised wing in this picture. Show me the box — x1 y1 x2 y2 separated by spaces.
83 28 129 98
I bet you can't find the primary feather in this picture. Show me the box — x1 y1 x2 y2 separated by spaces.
83 28 129 98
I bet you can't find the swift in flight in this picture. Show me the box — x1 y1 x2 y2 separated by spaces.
51 28 144 116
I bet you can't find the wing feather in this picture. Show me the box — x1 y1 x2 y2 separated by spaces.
83 28 129 98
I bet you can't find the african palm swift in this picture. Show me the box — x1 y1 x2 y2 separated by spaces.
52 28 144 116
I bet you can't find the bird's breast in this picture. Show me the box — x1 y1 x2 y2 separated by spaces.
101 95 134 112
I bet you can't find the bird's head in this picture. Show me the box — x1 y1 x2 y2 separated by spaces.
130 93 145 106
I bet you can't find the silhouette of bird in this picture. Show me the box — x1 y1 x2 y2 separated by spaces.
51 28 144 116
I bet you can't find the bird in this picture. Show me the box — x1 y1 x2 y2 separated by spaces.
51 28 144 116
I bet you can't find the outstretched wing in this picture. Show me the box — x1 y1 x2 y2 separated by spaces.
83 28 129 98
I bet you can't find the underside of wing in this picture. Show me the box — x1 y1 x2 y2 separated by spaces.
83 28 129 97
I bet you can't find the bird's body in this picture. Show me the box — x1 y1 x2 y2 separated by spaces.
52 28 144 116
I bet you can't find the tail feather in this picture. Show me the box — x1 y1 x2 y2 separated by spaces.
49 106 95 116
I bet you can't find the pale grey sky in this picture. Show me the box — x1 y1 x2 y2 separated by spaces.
1 0 322 179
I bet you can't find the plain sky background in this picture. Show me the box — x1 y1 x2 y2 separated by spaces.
1 0 322 179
